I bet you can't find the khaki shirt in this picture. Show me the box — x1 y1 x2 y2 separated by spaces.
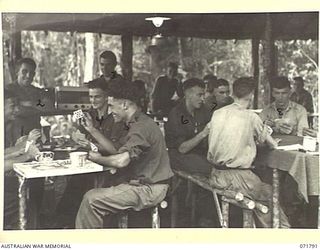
259 101 308 136
118 111 173 184
207 103 268 169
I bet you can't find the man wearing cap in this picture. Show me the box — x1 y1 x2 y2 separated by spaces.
75 79 173 229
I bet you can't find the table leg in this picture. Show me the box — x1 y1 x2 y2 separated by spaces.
272 169 280 228
17 175 27 230
318 196 320 229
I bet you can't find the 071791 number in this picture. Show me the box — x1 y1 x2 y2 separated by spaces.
300 244 318 249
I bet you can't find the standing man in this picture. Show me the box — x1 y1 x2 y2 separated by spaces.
207 77 290 228
165 78 212 175
290 76 314 127
290 77 314 114
6 58 43 139
260 76 308 136
76 79 173 229
95 50 122 87
151 62 181 116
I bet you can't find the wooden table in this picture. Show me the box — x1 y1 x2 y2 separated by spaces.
13 159 116 230
255 135 319 228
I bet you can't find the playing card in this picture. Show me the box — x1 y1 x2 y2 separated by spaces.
90 142 98 152
266 125 273 135
73 109 84 120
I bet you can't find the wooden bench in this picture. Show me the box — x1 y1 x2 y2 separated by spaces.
171 169 269 228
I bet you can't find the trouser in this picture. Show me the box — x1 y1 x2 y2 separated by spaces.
209 168 290 228
75 182 169 229
55 170 129 227
168 151 212 175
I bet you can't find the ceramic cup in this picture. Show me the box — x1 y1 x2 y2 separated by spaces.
69 151 88 167
35 151 54 163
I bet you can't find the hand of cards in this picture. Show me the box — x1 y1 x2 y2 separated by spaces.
73 109 85 120
71 130 89 147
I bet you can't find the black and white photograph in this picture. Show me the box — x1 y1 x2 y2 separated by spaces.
1 11 319 233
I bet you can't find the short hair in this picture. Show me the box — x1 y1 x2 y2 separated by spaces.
233 77 255 98
87 77 108 91
271 76 291 89
293 76 304 87
168 62 178 70
15 57 36 72
203 74 217 82
183 78 205 92
108 78 139 104
216 78 229 88
99 50 117 63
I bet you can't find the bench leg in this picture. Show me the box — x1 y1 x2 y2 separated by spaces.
118 212 128 228
243 209 254 228
151 206 160 228
272 169 280 228
212 191 224 227
190 192 197 227
221 197 229 228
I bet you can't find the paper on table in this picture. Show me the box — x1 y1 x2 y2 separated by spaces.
276 144 304 151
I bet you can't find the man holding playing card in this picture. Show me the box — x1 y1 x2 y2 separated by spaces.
72 77 127 153
4 89 43 229
75 79 173 229
55 78 127 228
260 76 308 136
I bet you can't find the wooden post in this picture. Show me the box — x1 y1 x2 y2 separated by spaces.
262 13 277 105
3 14 21 81
252 39 260 109
121 34 133 81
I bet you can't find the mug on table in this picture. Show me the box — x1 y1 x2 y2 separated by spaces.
69 151 88 167
35 151 54 163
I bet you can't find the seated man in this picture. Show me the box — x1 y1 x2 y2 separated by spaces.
204 77 233 113
4 89 42 229
75 79 173 229
207 77 290 228
54 78 127 228
73 77 127 153
260 76 308 136
165 78 212 175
